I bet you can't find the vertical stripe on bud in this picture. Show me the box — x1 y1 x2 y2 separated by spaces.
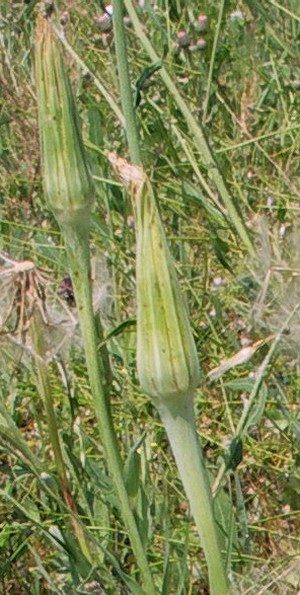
108 153 201 402
35 12 94 229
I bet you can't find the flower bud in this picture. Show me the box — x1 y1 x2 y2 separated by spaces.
176 30 191 49
108 153 201 401
35 13 94 230
95 12 112 32
195 14 208 33
136 175 201 401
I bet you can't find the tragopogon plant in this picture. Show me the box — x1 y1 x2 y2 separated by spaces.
35 10 155 593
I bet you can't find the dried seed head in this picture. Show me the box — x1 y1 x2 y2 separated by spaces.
249 218 300 357
35 13 94 230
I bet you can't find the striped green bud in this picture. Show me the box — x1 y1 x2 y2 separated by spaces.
136 175 201 401
108 154 201 402
35 13 94 229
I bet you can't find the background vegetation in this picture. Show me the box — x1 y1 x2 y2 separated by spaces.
0 0 300 593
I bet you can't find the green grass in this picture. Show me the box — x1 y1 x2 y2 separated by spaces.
1 1 300 593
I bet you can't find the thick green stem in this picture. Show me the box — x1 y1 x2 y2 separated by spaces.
156 395 229 595
112 0 141 164
61 224 156 595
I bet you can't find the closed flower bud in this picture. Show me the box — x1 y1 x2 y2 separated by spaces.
108 153 201 402
95 12 112 32
195 37 207 50
176 30 191 49
108 158 200 402
136 175 201 401
195 14 208 32
35 13 94 229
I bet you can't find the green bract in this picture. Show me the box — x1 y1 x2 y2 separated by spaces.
136 173 201 401
108 154 201 402
35 13 94 229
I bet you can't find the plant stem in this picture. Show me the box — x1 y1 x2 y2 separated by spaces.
202 0 226 121
61 223 156 595
52 22 125 126
31 314 72 499
30 313 92 564
111 6 227 591
112 0 141 164
156 395 229 595
123 0 255 257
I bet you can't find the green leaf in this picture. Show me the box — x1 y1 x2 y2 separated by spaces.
134 61 162 107
123 432 146 499
223 379 255 391
124 448 141 499
182 181 225 222
211 231 233 273
234 473 250 553
103 317 136 343
136 485 151 547
223 437 243 473
214 485 238 555
244 383 268 432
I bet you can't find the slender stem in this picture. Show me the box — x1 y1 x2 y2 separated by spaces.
31 314 71 498
61 224 156 595
156 396 229 595
202 0 226 121
30 313 92 564
52 22 124 126
112 0 141 164
123 0 255 257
